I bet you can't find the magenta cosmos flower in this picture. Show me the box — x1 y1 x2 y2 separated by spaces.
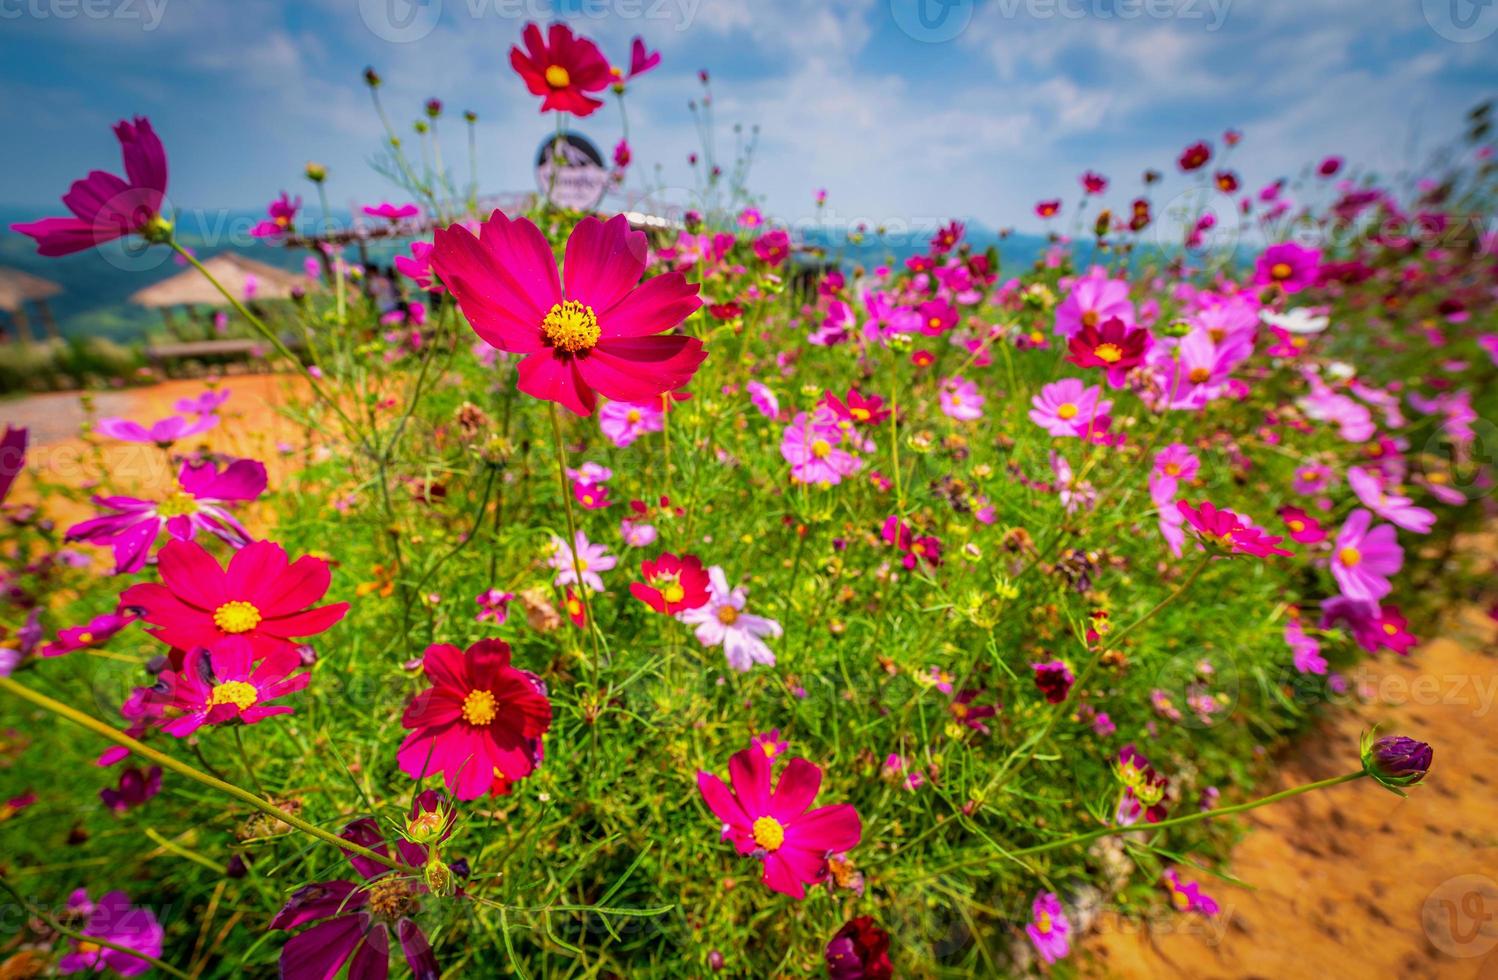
0 426 26 505
1054 270 1134 337
95 414 217 447
696 745 862 899
67 458 266 574
1177 500 1292 558
432 212 705 417
1026 891 1071 965
151 636 310 737
781 410 863 485
397 639 551 800
1029 379 1112 437
1331 509 1403 602
1347 466 1435 534
1253 242 1321 293
56 888 164 977
120 539 348 660
271 819 438 980
12 117 168 257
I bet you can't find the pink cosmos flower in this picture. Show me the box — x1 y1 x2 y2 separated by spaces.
1163 870 1220 915
249 192 300 239
548 530 616 593
1153 444 1200 484
95 414 218 447
432 212 705 417
782 411 862 486
1278 506 1326 544
747 381 780 419
475 589 515 625
67 458 266 574
56 889 164 976
1293 463 1334 494
41 610 136 658
599 398 665 447
881 516 940 570
1331 509 1402 602
1054 269 1134 338
939 376 984 421
624 36 661 80
753 229 791 267
1284 618 1327 675
696 746 862 899
620 516 658 547
12 117 168 257
362 202 420 221
1026 892 1071 965
1320 597 1416 655
151 637 310 737
394 240 444 293
1347 466 1435 534
1253 242 1321 293
1029 379 1111 437
1177 500 1293 558
678 565 783 671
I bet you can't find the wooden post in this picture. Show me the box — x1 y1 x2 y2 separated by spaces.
35 299 61 341
10 304 34 344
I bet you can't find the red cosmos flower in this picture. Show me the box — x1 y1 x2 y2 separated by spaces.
152 637 310 737
1176 500 1293 558
1065 316 1151 388
881 516 940 570
825 917 894 979
120 539 348 660
1080 171 1108 194
510 22 612 117
822 388 890 426
432 212 705 417
696 745 862 899
630 552 710 614
1214 170 1239 193
1178 141 1212 171
397 639 552 800
1035 199 1062 218
1278 506 1327 543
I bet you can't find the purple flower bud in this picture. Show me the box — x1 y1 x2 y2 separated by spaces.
706 950 725 972
1368 735 1432 787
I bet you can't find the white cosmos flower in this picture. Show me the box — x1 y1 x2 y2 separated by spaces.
678 566 782 672
1260 307 1330 335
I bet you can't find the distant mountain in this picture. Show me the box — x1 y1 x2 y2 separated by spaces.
801 221 1062 274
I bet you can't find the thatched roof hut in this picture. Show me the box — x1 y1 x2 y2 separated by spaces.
129 252 309 308
0 266 62 342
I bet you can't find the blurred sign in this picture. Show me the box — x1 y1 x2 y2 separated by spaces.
535 132 610 211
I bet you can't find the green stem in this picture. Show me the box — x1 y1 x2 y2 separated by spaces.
0 874 191 980
0 677 416 876
548 403 604 679
233 725 268 799
928 771 1367 876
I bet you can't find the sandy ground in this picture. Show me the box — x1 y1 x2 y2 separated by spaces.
1085 603 1498 979
7 378 1497 977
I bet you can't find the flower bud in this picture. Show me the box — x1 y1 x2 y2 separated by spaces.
1362 733 1432 793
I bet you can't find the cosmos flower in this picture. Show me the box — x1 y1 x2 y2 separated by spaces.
41 610 136 658
152 637 310 736
270 819 439 979
511 22 611 115
1178 140 1212 171
1029 379 1112 437
1066 316 1151 387
12 117 168 257
1031 660 1074 704
881 515 940 570
1080 170 1108 194
397 639 551 800
547 530 616 593
696 745 861 899
56 889 164 977
1163 869 1221 915
599 398 666 447
394 240 443 293
99 765 161 813
630 552 711 614
66 458 267 574
1277 506 1326 544
781 411 862 486
1284 617 1327 675
753 229 791 267
1054 270 1134 338
1330 509 1402 602
362 202 420 221
0 425 25 505
825 917 893 979
1260 307 1329 335
622 36 661 81
939 376 984 421
1026 892 1071 965
433 212 705 417
94 414 218 447
119 539 348 660
1347 467 1435 534
1177 500 1293 558
1035 199 1061 218
1253 242 1321 293
249 191 300 239
678 565 783 671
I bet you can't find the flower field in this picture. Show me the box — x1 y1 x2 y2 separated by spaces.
2 19 1496 980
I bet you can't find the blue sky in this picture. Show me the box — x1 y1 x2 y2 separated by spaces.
2 0 1495 236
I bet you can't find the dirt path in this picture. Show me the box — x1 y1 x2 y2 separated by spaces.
1086 604 1498 978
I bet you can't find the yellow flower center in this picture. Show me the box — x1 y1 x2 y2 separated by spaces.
545 65 571 88
1170 887 1190 911
717 606 739 625
1094 342 1124 363
760 740 777 758
1164 463 1181 476
659 580 685 605
1037 911 1053 934
1288 520 1305 532
541 300 601 354
1338 546 1362 568
77 632 94 645
1382 622 1398 635
810 439 832 459
627 409 642 423
207 680 258 711
1188 366 1212 383
928 316 942 329
751 815 785 851
1081 311 1099 328
1057 403 1079 420
1270 261 1293 281
213 601 262 634
850 407 871 422
462 689 497 726
156 490 198 518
